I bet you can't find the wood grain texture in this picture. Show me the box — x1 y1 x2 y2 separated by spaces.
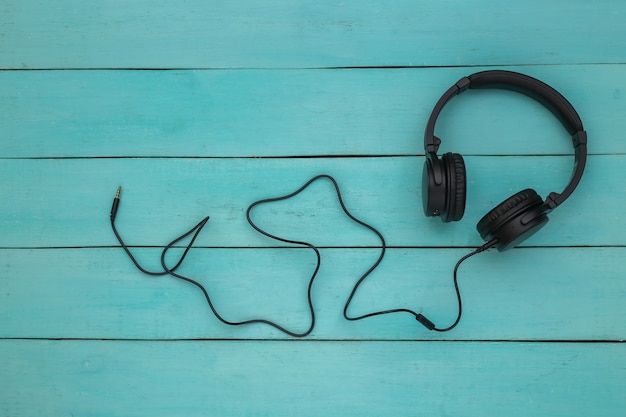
1 340 624 417
1 247 624 341
1 0 624 69
2 0 626 415
0 156 620 248
0 65 621 158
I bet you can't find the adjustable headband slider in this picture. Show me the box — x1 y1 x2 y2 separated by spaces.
545 192 560 210
455 77 471 93
573 130 587 148
425 136 442 153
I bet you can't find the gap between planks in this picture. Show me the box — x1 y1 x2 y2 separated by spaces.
1 337 624 343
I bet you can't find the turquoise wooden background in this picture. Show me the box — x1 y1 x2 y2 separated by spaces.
1 1 625 416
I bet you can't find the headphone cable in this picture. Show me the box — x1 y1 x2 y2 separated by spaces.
343 238 497 332
110 185 317 338
110 186 204 277
109 181 496 336
432 239 497 332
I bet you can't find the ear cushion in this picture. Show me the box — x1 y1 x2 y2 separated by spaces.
422 157 446 218
477 189 548 251
442 153 466 222
477 189 538 233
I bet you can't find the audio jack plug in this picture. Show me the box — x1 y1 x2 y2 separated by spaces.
110 186 122 222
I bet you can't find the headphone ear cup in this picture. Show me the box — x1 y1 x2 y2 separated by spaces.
442 153 466 222
422 152 466 222
476 189 549 251
422 156 446 218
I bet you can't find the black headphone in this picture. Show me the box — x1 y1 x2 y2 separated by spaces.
422 70 588 251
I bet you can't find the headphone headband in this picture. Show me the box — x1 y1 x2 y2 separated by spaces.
424 70 587 210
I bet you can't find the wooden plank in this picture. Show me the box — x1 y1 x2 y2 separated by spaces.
1 1 624 69
1 247 624 340
1 340 624 417
0 65 618 158
0 156 618 248
2 3 621 417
